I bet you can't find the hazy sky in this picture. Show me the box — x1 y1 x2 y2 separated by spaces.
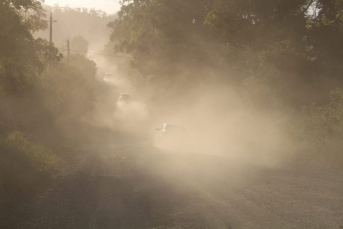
44 0 121 14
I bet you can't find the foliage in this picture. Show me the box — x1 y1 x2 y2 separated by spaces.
0 1 99 197
39 54 95 119
291 88 343 163
110 0 343 105
109 0 215 79
109 0 343 163
0 0 61 95
0 131 58 195
71 36 89 53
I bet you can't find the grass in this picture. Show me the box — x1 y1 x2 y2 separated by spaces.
0 131 59 197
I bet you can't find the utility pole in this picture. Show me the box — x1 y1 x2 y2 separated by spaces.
66 39 70 66
49 13 57 46
49 12 52 46
61 41 64 53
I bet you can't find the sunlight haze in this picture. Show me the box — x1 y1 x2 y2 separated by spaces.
43 0 121 14
2 1 343 228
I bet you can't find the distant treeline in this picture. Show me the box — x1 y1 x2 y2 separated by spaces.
34 5 117 53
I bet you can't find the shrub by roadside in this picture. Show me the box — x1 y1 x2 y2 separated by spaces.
289 88 343 166
0 131 59 197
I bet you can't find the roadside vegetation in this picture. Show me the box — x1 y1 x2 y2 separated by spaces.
0 131 57 197
0 1 97 197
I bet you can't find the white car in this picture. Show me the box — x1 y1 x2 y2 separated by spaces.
104 73 113 79
155 123 188 149
118 93 131 103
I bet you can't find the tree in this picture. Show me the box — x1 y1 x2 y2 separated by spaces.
71 36 89 54
109 0 343 107
0 0 61 95
108 0 215 81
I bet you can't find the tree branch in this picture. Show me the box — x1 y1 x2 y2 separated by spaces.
302 0 315 15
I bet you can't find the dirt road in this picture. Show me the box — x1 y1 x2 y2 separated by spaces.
2 145 343 229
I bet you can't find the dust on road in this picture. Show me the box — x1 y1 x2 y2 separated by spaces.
2 144 343 229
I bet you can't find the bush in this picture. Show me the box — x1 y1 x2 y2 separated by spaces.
39 55 96 120
0 131 58 197
290 88 343 164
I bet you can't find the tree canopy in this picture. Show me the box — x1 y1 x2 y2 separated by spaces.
0 1 96 134
0 0 61 95
109 0 343 106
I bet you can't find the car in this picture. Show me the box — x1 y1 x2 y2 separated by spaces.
87 53 94 60
118 93 131 103
155 123 188 149
104 73 114 79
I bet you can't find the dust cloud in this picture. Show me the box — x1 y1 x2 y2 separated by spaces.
89 51 293 168
151 84 292 165
87 50 152 140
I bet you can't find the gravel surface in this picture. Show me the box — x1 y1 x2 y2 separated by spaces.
1 145 343 229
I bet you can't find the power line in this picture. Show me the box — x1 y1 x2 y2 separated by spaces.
53 24 65 47
55 23 66 40
69 49 133 59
